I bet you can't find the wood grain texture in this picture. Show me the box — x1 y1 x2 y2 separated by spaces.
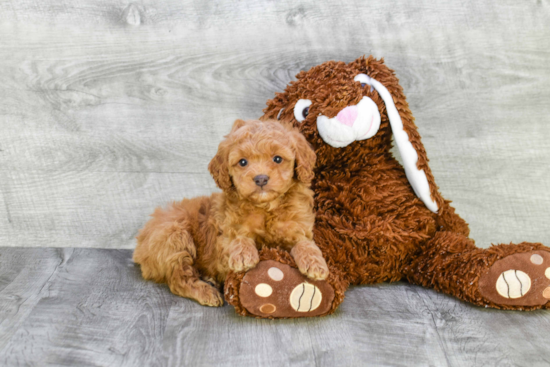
0 247 549 366
0 247 174 366
0 1 549 251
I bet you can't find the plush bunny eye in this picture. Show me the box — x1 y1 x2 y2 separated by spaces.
354 74 374 92
293 99 312 123
239 159 247 167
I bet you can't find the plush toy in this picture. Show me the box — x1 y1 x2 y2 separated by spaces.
224 56 550 318
225 247 347 317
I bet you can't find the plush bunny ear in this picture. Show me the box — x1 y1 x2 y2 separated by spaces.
362 74 439 213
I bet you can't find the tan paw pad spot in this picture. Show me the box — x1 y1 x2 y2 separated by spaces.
496 270 531 299
531 254 544 265
255 283 273 297
290 283 322 312
545 267 550 279
543 288 550 299
267 267 284 281
259 303 276 313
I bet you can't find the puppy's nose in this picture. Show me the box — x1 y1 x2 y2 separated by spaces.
254 174 269 187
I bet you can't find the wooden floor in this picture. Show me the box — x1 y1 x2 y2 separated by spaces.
1 0 550 366
0 247 549 367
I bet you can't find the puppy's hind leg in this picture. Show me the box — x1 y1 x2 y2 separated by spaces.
166 249 224 307
134 221 223 307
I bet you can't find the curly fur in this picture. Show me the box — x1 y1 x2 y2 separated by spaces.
133 119 328 306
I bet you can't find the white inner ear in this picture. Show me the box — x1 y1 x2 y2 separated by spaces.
359 74 438 213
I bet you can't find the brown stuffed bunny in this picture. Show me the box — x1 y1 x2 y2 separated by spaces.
224 56 550 318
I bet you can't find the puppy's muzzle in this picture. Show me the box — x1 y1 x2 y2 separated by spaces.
254 175 269 187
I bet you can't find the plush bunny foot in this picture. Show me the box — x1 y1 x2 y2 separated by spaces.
224 248 347 318
237 260 334 317
479 250 550 307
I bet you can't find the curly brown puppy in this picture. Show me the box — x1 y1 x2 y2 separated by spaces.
133 119 328 306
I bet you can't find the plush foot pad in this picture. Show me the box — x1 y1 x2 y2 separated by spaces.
479 251 550 306
238 260 334 318
224 247 347 318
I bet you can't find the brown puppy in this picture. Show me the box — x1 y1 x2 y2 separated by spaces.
133 119 328 306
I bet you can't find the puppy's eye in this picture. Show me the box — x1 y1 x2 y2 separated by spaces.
273 156 283 164
294 99 312 123
238 159 247 167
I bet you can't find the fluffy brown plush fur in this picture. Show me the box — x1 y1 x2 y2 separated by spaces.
133 119 328 306
247 55 550 311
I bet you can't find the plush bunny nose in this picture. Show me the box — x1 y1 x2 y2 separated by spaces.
254 174 269 187
335 105 358 127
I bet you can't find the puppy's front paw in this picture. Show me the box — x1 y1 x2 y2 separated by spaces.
298 255 329 281
228 239 260 272
228 249 260 272
292 241 329 281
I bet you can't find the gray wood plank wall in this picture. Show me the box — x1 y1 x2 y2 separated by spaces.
1 0 549 250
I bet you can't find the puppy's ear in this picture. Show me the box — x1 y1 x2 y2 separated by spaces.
230 119 247 133
292 130 316 184
208 139 232 190
208 119 248 190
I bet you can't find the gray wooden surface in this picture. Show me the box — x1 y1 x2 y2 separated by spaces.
0 247 549 367
0 0 549 250
1 2 550 366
